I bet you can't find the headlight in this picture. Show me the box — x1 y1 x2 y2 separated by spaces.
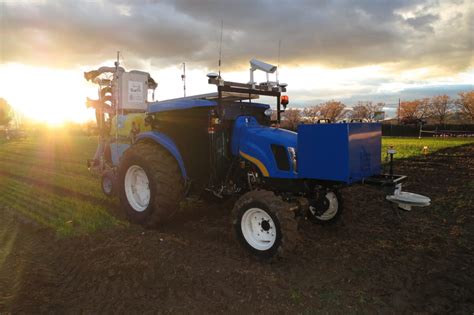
287 147 297 173
264 108 273 117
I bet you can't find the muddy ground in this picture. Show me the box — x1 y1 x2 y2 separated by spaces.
0 145 473 313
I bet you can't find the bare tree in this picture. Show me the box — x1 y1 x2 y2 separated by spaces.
281 108 302 130
428 95 452 125
339 107 353 121
301 107 319 123
456 91 474 121
312 100 346 122
399 98 429 123
351 101 384 121
351 104 369 120
0 98 13 126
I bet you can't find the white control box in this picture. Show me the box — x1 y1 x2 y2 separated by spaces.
117 71 149 111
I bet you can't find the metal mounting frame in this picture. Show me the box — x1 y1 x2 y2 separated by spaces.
208 78 286 122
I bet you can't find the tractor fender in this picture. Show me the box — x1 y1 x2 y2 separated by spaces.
135 131 187 179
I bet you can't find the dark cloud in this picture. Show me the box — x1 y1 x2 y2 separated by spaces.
405 14 439 32
0 0 472 73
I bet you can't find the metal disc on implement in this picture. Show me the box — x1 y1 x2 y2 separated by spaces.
386 192 431 211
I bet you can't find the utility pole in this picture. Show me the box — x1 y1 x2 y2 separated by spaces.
397 98 401 124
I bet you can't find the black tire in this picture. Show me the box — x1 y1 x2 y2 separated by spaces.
232 190 299 259
101 171 115 197
307 189 343 225
118 141 184 227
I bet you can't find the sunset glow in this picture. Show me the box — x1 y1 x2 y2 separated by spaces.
0 64 97 125
0 0 472 125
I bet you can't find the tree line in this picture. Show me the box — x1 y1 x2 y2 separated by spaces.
281 90 474 129
399 91 473 125
0 98 12 126
2 90 474 130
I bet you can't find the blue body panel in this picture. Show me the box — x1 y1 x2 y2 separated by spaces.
136 131 187 179
231 116 298 178
148 98 270 114
297 123 381 183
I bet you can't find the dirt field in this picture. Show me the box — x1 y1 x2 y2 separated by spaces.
1 142 473 313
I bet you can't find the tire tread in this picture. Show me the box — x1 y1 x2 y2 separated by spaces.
119 141 184 227
232 190 300 259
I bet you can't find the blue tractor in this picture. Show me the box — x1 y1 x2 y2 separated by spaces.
85 60 430 259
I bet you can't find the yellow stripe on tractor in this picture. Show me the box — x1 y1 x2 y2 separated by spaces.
239 150 269 177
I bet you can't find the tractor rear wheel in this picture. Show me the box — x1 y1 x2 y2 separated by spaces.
232 190 299 259
118 142 184 227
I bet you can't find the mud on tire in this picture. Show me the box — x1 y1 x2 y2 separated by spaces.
232 190 299 259
118 141 184 227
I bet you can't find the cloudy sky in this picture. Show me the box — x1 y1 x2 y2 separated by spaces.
0 0 473 123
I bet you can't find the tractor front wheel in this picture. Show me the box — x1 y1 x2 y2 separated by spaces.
232 190 299 259
118 142 183 227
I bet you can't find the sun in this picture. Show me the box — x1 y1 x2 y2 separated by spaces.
0 64 97 126
42 114 67 126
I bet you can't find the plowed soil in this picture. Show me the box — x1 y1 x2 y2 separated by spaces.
1 144 473 313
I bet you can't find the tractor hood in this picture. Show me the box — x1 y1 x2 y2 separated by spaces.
231 116 297 179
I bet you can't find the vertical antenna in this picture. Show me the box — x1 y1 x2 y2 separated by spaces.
115 51 121 114
276 39 281 84
181 62 186 97
114 51 120 162
218 20 223 78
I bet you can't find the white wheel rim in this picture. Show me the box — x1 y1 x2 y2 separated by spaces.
311 192 339 221
124 165 150 212
241 208 277 251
